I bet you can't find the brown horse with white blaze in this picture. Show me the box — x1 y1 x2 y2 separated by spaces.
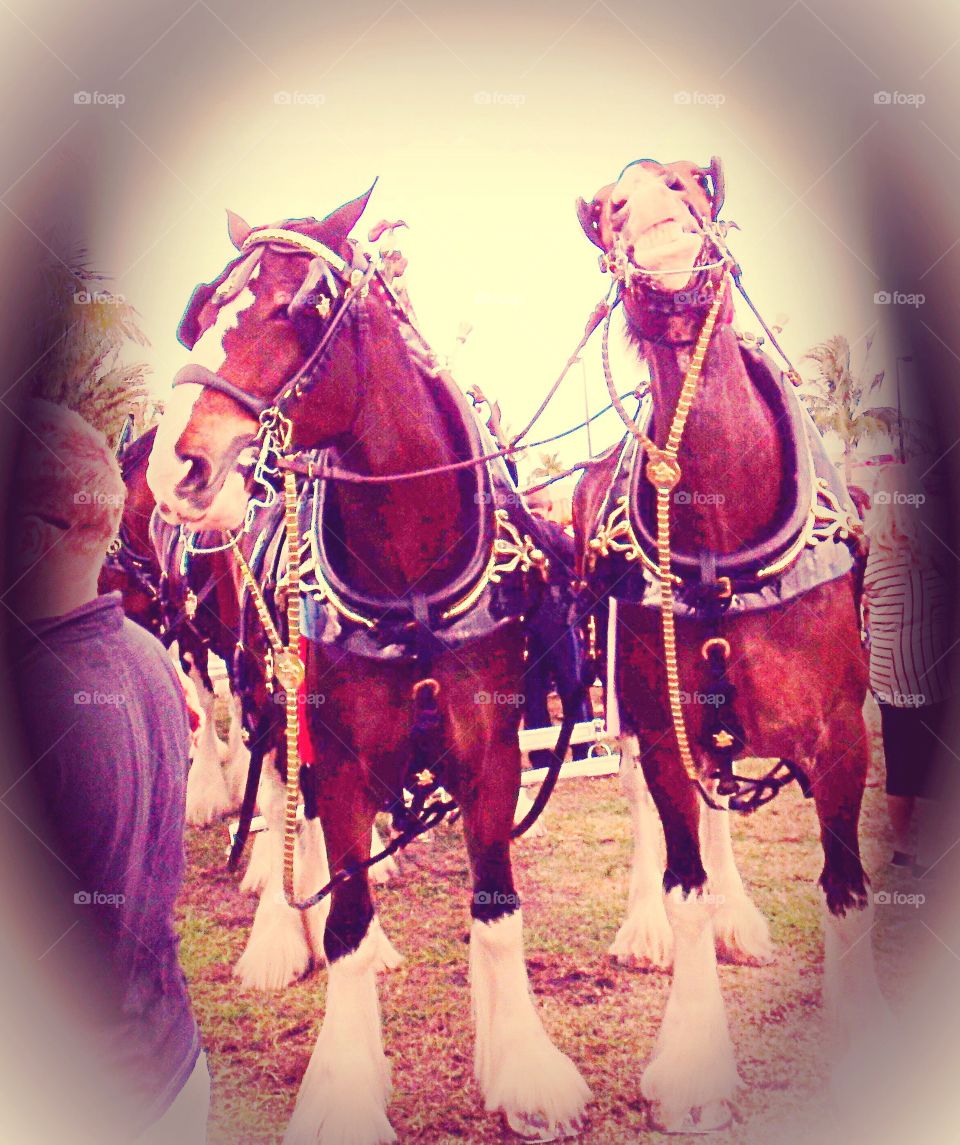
573 158 891 1132
146 189 590 1143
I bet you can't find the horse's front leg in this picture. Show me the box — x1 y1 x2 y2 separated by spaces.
284 761 395 1145
638 741 739 1133
456 710 591 1139
234 753 313 990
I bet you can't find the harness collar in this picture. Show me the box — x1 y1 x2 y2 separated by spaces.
588 343 859 595
306 443 490 629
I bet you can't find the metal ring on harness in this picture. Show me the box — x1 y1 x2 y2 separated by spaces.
412 677 441 700
701 637 731 661
258 406 294 452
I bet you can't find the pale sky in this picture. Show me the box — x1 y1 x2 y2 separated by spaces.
69 2 928 489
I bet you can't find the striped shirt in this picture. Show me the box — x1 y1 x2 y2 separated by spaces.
863 547 951 706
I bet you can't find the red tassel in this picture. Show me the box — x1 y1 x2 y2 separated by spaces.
297 636 315 766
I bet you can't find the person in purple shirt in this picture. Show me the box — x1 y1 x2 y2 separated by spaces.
6 400 208 1143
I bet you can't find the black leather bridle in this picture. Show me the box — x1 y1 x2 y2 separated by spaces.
171 228 377 448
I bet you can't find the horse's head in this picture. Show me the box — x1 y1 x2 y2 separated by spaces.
148 185 376 529
577 157 730 337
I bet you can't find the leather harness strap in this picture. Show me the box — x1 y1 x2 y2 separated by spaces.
172 363 269 417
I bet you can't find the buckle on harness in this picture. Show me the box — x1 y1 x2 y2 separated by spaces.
412 677 440 701
258 406 293 451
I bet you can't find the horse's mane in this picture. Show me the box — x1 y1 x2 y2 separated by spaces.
119 424 158 478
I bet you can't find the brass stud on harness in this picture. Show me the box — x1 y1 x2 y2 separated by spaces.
274 648 306 692
645 451 682 492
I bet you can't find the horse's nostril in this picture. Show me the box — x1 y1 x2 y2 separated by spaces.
179 454 211 492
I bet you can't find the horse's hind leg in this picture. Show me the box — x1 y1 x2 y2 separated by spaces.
284 779 395 1145
610 735 674 969
638 744 739 1133
183 654 231 826
813 719 894 1097
459 742 591 1139
700 781 774 965
222 687 251 809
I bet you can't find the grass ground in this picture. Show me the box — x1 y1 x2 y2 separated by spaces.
179 704 934 1144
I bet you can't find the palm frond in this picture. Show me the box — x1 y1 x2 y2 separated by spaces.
25 248 154 440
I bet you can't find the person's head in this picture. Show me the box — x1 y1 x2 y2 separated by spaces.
864 463 934 563
526 487 553 521
847 484 871 521
9 400 125 618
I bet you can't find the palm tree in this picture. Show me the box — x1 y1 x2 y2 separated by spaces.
25 247 155 444
800 334 936 475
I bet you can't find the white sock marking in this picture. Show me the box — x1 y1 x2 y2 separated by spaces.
641 886 739 1128
470 910 590 1132
284 927 396 1145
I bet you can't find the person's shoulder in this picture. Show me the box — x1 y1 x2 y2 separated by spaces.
117 620 181 687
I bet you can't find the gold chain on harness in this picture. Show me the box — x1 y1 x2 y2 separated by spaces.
229 467 305 905
602 277 729 781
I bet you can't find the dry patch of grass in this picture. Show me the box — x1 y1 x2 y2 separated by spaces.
179 709 931 1143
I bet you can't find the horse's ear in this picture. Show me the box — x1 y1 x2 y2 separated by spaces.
299 179 379 254
707 155 725 220
115 413 134 458
226 209 252 250
577 185 613 250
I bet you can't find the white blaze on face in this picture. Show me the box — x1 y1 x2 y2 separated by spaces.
146 277 260 527
192 269 259 372
613 166 704 290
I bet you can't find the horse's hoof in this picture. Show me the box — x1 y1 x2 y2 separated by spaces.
608 908 674 971
713 894 775 966
504 1111 583 1141
648 1100 732 1134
